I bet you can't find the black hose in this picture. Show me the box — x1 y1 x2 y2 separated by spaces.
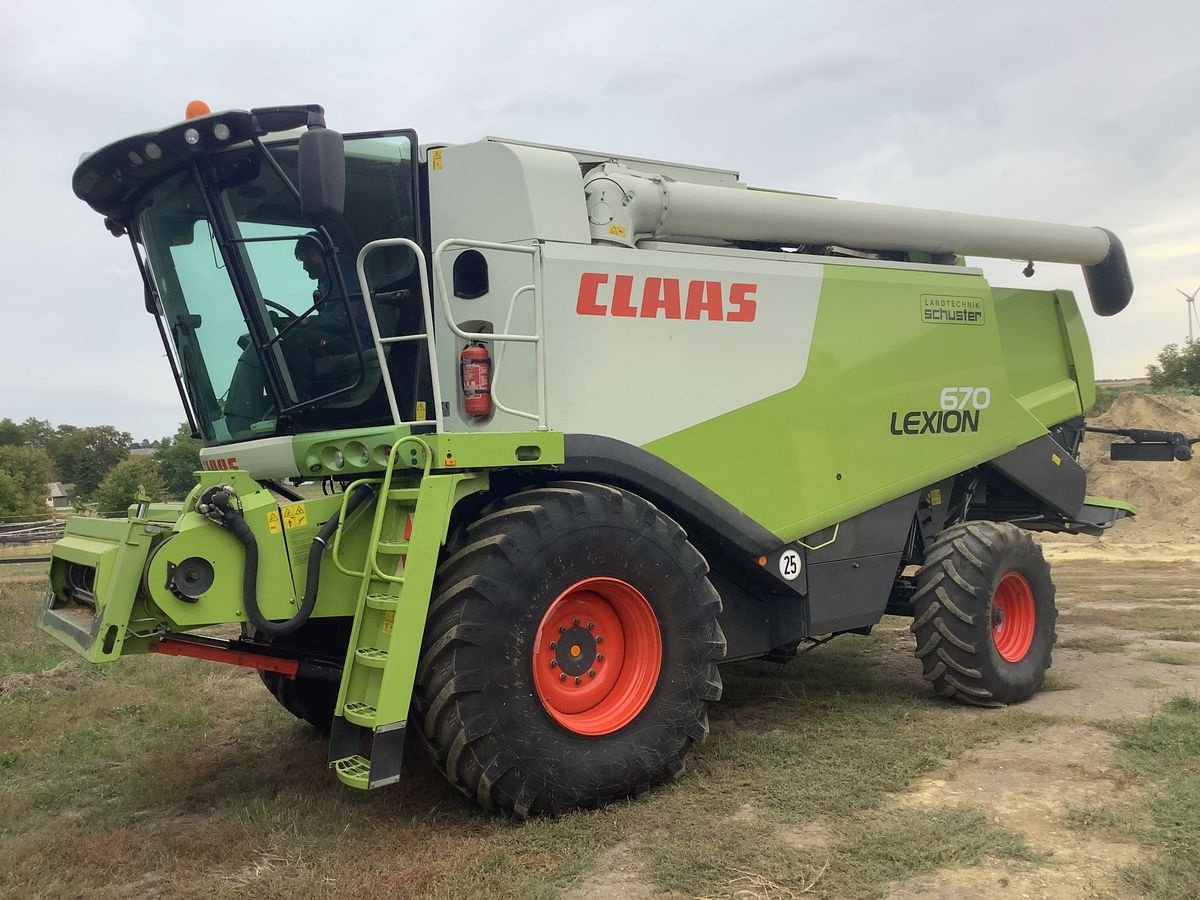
202 484 375 638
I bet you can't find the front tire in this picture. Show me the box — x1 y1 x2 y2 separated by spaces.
414 481 725 817
911 521 1056 706
255 618 352 734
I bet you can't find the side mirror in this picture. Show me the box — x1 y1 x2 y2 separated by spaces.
298 128 345 225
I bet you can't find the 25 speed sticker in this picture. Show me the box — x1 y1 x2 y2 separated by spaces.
778 549 802 581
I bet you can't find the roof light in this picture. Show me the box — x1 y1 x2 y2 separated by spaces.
127 151 143 166
144 142 163 160
185 100 211 119
184 127 201 146
212 122 230 141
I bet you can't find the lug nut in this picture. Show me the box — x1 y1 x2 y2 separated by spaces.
587 622 594 630
559 625 566 634
588 669 597 678
549 641 557 650
574 676 582 685
550 660 559 668
597 654 605 662
573 618 580 627
559 673 567 682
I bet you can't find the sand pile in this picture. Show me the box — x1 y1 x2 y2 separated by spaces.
1040 392 1200 559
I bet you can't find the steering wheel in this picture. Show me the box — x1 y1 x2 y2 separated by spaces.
263 298 300 320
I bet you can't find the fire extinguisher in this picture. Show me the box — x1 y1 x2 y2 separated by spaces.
460 341 492 418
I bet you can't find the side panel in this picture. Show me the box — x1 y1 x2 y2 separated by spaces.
992 287 1092 426
643 264 1056 540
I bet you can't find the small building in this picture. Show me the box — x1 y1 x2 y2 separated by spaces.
46 482 73 509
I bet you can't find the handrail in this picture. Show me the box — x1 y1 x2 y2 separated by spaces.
355 238 444 431
367 436 433 584
432 238 547 430
489 284 538 422
330 477 384 579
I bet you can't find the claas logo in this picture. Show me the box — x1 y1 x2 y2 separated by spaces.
576 273 757 322
201 457 239 471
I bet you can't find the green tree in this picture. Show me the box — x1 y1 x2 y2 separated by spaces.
0 445 56 517
0 470 39 518
93 458 169 517
155 425 203 500
48 425 132 497
1146 342 1200 392
0 417 55 447
0 419 21 446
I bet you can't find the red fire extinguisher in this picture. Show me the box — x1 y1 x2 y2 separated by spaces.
460 341 492 417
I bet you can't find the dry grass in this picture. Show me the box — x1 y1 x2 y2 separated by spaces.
1058 633 1134 653
3 558 1199 897
1137 648 1200 667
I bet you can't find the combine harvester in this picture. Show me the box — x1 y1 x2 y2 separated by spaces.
45 102 1195 816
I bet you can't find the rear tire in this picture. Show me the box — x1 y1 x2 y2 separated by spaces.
911 521 1055 707
414 481 725 817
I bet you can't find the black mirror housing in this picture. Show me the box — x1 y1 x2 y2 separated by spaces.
298 128 345 225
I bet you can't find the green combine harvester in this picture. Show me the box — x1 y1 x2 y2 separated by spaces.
45 101 1194 816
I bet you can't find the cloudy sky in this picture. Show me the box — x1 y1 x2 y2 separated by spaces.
1 0 1196 439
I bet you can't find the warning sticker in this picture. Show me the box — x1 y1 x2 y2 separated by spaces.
415 400 427 421
431 149 443 171
282 504 309 530
266 511 282 534
608 223 627 238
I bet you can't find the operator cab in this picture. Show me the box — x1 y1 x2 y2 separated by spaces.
73 105 429 445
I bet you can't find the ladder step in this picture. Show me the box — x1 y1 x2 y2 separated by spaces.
332 755 371 790
343 701 377 728
356 647 389 667
388 488 421 501
376 541 410 555
365 593 398 611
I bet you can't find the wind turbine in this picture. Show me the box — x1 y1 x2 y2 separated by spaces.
1180 285 1200 343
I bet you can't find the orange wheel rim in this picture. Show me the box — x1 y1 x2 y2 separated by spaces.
991 572 1036 662
532 577 662 736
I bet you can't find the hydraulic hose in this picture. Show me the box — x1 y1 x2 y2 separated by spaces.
199 483 376 637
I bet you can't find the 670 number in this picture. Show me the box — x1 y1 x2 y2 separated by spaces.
940 386 991 411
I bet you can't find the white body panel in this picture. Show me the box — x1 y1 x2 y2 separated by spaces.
199 435 298 478
535 242 823 445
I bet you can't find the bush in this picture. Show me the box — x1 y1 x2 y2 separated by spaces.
93 458 169 517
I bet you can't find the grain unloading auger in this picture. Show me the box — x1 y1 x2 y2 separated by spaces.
43 101 1192 816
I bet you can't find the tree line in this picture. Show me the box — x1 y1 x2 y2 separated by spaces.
0 418 201 519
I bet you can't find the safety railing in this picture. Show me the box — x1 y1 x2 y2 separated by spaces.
432 238 547 430
355 238 445 430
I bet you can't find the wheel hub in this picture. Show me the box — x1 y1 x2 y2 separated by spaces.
991 571 1036 663
554 626 598 677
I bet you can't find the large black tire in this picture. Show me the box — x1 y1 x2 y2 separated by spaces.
256 618 352 735
414 481 726 817
911 521 1056 707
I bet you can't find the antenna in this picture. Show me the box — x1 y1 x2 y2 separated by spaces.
1179 285 1200 343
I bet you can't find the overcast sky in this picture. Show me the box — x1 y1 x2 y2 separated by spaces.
1 0 1196 439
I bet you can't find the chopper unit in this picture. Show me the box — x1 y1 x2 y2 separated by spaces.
44 101 1197 816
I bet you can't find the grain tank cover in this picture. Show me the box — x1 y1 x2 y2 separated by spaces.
583 165 1133 316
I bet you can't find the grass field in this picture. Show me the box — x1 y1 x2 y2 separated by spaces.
2 557 1198 898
